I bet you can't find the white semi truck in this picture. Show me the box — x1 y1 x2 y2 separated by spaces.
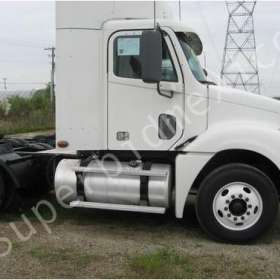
1 1 280 243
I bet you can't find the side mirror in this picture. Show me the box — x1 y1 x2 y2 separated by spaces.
140 30 162 83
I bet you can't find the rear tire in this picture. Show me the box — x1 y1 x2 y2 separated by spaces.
0 175 5 210
196 163 279 243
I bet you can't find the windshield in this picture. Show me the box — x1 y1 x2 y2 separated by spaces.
176 32 207 83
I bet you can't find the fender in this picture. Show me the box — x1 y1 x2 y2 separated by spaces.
175 122 280 218
186 122 280 167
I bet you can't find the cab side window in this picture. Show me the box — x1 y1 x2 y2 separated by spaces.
114 35 178 82
114 36 141 79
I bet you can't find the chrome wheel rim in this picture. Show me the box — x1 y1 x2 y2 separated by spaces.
213 182 263 231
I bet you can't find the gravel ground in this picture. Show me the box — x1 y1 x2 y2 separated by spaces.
0 195 280 278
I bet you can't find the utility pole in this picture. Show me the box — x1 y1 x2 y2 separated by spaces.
3 78 7 90
44 47 55 104
221 1 260 94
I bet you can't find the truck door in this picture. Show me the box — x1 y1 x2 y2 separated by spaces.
108 30 184 151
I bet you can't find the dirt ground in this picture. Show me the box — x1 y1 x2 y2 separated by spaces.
0 195 280 279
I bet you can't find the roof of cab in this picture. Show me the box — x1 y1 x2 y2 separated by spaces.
102 18 197 34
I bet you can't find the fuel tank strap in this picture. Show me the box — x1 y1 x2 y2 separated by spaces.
140 162 152 205
76 157 92 199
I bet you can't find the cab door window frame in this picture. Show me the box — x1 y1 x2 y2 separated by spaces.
111 30 182 86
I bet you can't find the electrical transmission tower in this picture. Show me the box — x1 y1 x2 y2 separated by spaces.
221 1 261 94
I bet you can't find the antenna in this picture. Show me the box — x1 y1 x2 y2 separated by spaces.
221 1 261 94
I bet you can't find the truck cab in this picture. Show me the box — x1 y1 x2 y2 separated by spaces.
54 3 280 242
56 18 209 152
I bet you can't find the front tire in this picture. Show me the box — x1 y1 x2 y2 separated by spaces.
196 163 279 242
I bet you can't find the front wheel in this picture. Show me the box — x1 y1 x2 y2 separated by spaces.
196 163 279 243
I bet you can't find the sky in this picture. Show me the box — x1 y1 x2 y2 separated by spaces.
0 1 55 91
0 1 279 97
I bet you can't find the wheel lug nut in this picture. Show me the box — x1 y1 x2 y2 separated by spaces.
231 195 235 199
247 212 250 215
234 217 237 221
224 207 228 211
239 194 243 198
241 216 245 220
245 198 249 202
226 200 230 204
227 213 231 218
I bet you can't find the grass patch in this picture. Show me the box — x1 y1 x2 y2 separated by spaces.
30 246 98 270
128 248 264 278
129 248 193 278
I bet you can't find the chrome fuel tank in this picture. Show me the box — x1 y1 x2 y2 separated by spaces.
84 161 140 205
55 159 172 207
